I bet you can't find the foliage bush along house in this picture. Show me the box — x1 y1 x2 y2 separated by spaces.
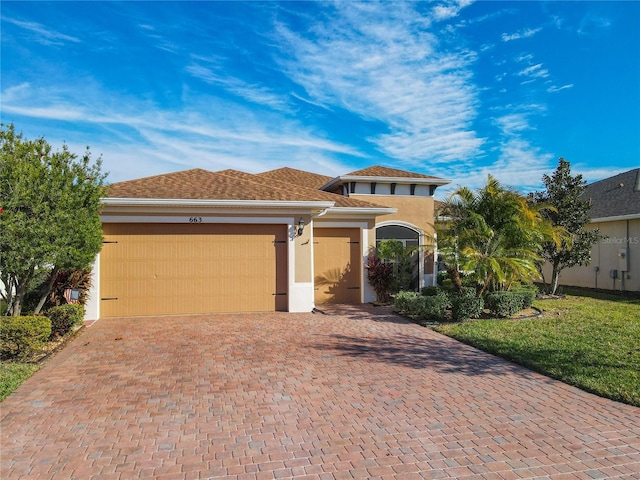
366 253 395 304
0 304 84 359
393 283 538 324
0 316 52 360
45 304 85 339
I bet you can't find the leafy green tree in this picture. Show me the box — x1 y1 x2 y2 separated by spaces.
0 124 107 316
531 158 602 295
436 175 564 297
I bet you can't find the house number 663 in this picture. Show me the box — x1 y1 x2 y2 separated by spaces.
188 216 203 223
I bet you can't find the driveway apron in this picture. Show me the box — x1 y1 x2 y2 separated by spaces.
1 306 639 480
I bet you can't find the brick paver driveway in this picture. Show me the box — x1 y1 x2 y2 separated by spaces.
1 306 639 480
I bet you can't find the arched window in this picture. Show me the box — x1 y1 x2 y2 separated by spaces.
376 225 419 248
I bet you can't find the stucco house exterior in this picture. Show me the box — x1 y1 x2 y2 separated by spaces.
85 166 450 319
548 168 640 293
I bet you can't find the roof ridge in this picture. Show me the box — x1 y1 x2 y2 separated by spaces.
344 165 441 179
216 169 386 208
107 168 215 186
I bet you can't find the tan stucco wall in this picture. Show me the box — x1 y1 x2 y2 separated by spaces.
542 218 640 292
294 213 313 283
352 194 435 234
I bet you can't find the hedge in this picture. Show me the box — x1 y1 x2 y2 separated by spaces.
485 291 522 318
451 295 484 322
395 290 450 324
0 316 52 360
512 284 538 309
394 291 419 314
45 304 85 338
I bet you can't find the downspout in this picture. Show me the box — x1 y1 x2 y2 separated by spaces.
308 207 330 311
432 231 438 287
623 219 630 291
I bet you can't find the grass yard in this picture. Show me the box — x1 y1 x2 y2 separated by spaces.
0 362 39 402
434 290 640 407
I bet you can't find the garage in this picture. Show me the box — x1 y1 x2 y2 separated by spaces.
313 228 362 304
100 223 288 317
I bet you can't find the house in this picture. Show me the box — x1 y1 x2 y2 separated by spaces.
85 166 451 319
550 168 640 292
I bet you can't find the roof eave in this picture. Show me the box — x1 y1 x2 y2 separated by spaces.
101 197 336 209
591 213 640 223
320 175 452 190
324 206 397 217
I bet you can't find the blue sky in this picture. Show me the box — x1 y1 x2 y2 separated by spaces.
2 1 638 198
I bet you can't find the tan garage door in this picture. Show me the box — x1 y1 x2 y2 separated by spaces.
100 223 287 317
313 228 361 304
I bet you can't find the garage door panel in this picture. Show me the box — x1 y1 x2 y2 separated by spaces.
313 228 361 305
100 223 287 317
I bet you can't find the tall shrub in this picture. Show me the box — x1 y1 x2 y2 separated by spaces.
0 316 52 359
366 253 394 303
46 304 85 338
451 295 484 322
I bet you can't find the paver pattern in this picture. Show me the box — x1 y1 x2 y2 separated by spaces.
1 305 639 479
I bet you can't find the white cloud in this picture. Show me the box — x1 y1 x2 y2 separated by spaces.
547 84 574 93
501 27 543 42
431 0 474 22
517 63 550 80
0 82 361 182
274 1 483 166
578 14 612 35
2 16 81 45
186 63 292 112
495 113 531 134
434 106 557 197
437 139 553 198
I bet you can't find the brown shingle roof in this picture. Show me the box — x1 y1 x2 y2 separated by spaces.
106 168 328 202
345 165 441 179
217 169 386 209
583 168 640 218
257 167 333 190
105 168 388 209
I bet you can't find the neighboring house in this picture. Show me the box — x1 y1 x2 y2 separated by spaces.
85 166 450 319
549 168 640 292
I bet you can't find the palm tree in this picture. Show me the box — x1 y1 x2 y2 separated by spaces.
435 176 565 296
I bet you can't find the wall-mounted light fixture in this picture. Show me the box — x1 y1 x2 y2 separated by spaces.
297 218 305 236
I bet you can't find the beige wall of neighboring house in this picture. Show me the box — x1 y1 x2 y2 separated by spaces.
548 218 640 292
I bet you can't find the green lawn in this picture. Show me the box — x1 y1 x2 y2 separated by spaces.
434 291 640 406
0 362 39 402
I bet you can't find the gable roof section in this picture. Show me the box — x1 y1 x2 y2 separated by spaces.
104 167 392 211
345 165 442 180
216 169 388 209
321 165 451 191
257 167 333 190
583 168 640 220
106 168 326 202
